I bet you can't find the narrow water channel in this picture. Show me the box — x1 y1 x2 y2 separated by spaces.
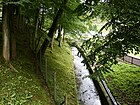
72 47 102 105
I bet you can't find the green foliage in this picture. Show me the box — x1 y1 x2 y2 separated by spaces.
103 62 140 105
58 0 89 36
78 0 140 73
74 0 100 19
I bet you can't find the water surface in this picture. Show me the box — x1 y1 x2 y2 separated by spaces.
72 47 102 105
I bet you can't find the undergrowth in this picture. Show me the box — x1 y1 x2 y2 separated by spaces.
103 62 140 105
0 56 51 104
0 33 51 104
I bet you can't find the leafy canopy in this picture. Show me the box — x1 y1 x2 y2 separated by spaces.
79 0 140 73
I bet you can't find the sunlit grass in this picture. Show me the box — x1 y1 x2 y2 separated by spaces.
103 62 140 105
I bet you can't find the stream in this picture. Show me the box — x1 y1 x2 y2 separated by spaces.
72 47 102 105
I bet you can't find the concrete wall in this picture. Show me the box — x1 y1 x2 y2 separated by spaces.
123 55 140 66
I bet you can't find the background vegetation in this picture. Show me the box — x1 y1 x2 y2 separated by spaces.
103 62 140 105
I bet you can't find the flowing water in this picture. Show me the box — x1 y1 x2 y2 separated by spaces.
72 47 102 105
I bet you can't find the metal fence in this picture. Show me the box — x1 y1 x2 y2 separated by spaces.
122 55 140 66
0 17 2 23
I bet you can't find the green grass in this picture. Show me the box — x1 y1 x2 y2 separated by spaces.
103 62 140 105
0 34 51 104
0 56 51 105
45 41 78 105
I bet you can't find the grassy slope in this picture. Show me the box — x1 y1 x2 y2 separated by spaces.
0 34 51 104
0 57 51 105
103 62 140 105
45 41 78 105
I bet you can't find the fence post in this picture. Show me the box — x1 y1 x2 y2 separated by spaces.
39 50 42 71
54 72 56 101
45 58 47 82
123 56 124 61
64 94 67 105
131 57 133 64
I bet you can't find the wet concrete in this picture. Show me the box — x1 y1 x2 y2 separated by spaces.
72 47 102 105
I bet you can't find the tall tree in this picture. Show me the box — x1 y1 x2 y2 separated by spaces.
2 4 10 61
2 0 33 61
38 0 68 56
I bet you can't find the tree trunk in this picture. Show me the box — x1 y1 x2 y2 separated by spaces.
57 25 62 47
50 34 55 50
11 34 16 59
63 28 65 42
3 4 20 60
38 0 68 56
56 25 62 41
10 5 18 59
2 5 10 61
33 9 39 51
39 5 45 29
34 18 39 51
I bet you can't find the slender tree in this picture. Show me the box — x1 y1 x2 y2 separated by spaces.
56 24 62 47
2 4 10 61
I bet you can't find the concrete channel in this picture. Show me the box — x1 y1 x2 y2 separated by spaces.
72 47 119 105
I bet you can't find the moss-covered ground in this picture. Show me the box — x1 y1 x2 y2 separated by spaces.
103 62 140 105
45 41 78 105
